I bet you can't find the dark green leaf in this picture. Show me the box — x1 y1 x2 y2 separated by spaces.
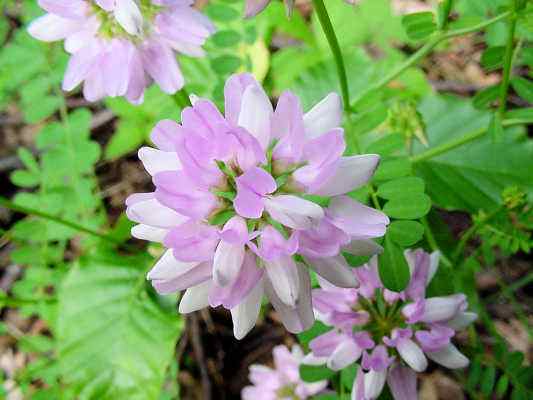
511 77 533 103
210 55 241 75
206 4 240 21
378 235 410 292
388 220 425 246
496 375 509 398
473 84 500 109
211 30 241 47
481 46 506 70
480 366 496 397
376 177 425 200
57 252 184 400
383 193 431 219
373 158 412 182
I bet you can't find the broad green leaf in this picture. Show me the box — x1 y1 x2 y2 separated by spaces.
210 54 241 75
480 366 496 396
206 4 240 22
378 235 410 292
211 30 241 47
297 321 330 347
383 193 431 219
57 252 183 400
376 177 425 200
388 220 425 246
413 95 533 212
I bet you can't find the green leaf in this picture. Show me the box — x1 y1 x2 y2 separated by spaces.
211 30 241 47
205 4 240 22
480 366 496 396
466 356 483 391
481 46 506 70
488 112 504 142
383 193 431 219
373 158 412 182
511 77 533 103
378 235 410 292
299 364 335 383
208 209 236 226
210 54 241 75
402 12 437 40
472 84 500 109
57 252 184 400
376 177 425 200
388 220 425 246
10 170 40 188
496 375 510 398
365 134 405 156
414 95 533 212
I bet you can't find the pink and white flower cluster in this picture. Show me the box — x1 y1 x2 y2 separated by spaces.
305 249 477 400
28 0 214 103
244 0 356 18
126 73 389 339
242 344 327 400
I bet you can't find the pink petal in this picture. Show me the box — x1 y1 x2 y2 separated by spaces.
28 14 80 41
224 73 258 125
141 40 184 94
303 92 342 139
237 84 273 150
264 195 324 230
386 364 417 400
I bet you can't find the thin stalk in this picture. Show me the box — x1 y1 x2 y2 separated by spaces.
421 216 452 267
0 196 131 249
452 207 503 262
173 88 192 109
497 11 517 116
312 0 350 111
352 11 511 107
410 117 523 163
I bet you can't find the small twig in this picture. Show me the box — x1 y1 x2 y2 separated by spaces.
189 313 211 400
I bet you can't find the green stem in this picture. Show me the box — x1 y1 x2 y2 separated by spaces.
410 117 523 163
421 216 452 267
351 11 511 107
452 207 503 262
312 0 351 111
497 11 517 116
173 88 192 109
0 196 129 249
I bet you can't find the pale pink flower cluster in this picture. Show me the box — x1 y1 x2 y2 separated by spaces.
126 73 389 339
242 345 327 400
305 249 477 400
28 0 214 103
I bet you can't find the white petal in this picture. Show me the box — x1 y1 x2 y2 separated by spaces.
213 241 245 287
447 312 477 330
307 255 358 288
428 251 440 284
314 155 380 197
327 340 362 371
426 343 469 369
302 353 328 366
264 257 300 307
364 369 387 399
126 198 187 228
342 239 383 256
230 280 263 339
114 0 143 36
237 84 273 150
178 280 211 313
265 195 324 230
147 249 201 280
138 147 181 176
397 339 428 372
28 14 79 41
264 262 314 333
421 297 462 323
303 93 342 139
131 224 168 243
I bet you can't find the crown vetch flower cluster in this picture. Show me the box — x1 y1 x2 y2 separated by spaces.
28 0 214 103
126 73 389 339
242 344 327 400
305 249 477 400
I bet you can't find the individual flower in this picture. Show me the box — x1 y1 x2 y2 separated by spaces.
28 0 215 103
244 0 356 18
126 73 389 339
242 344 328 400
305 249 477 400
